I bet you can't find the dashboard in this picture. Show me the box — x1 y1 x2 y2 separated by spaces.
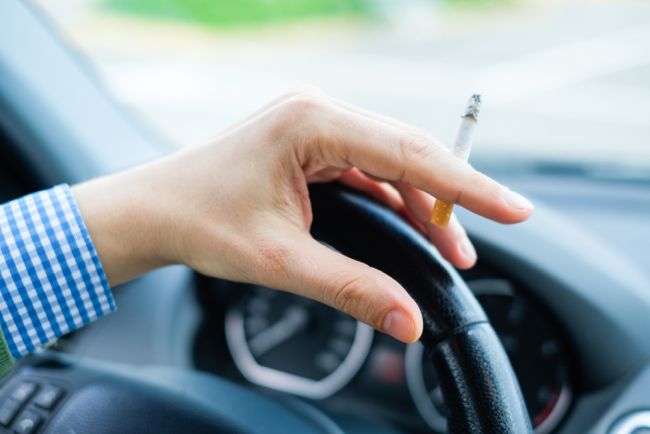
193 258 573 434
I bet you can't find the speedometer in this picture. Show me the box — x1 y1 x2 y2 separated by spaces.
225 285 373 399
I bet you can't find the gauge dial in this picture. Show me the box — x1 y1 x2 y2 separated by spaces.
406 278 571 434
225 285 373 399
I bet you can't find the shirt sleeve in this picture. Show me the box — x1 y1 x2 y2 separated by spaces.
0 184 115 360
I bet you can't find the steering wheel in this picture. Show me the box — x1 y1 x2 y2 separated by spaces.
309 183 532 433
8 183 531 434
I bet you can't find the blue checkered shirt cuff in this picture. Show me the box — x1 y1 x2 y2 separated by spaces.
0 185 115 359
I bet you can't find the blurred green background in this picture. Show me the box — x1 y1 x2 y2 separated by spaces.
105 0 368 27
105 0 503 28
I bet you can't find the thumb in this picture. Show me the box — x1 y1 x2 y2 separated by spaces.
259 233 423 343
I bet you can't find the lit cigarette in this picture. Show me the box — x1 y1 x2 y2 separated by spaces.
430 94 482 227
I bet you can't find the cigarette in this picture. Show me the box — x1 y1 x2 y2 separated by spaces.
430 94 482 227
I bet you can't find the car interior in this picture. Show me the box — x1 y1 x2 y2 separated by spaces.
1 0 650 433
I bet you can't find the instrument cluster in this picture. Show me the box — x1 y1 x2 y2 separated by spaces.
196 272 573 433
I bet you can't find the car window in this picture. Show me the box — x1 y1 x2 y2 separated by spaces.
35 0 650 178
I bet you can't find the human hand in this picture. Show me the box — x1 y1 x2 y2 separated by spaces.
73 88 533 343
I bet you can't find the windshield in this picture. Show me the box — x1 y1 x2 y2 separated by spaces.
36 0 650 178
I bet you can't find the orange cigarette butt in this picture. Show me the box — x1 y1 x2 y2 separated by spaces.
430 200 453 227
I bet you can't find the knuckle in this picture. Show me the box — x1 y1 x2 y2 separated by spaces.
330 272 396 330
271 94 328 142
285 85 325 99
398 134 438 164
394 134 440 183
282 93 325 117
331 275 365 316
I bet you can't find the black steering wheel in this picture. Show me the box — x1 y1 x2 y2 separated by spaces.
309 183 532 434
8 183 531 434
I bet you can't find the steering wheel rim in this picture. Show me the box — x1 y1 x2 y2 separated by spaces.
309 183 532 434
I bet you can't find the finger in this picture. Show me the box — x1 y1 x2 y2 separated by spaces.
394 182 476 269
301 98 534 224
338 168 404 212
338 169 426 233
255 232 423 343
316 91 432 139
336 167 473 267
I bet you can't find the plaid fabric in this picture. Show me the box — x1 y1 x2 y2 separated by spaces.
0 185 115 359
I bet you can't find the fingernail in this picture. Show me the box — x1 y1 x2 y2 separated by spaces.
459 237 477 262
382 310 414 343
501 188 533 211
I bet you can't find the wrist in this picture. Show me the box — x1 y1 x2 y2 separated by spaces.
72 167 171 286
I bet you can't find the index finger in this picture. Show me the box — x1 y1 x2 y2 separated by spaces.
312 100 533 224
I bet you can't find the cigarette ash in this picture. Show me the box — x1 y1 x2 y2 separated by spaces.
463 94 482 121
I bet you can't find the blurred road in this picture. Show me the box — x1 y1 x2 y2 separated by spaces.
40 0 650 172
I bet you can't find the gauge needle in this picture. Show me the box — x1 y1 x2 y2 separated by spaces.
249 306 309 357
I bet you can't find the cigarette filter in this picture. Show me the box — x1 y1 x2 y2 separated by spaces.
430 94 481 227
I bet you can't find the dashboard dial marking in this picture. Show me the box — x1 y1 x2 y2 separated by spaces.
225 286 374 399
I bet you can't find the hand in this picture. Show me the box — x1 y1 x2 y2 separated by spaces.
72 87 533 343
